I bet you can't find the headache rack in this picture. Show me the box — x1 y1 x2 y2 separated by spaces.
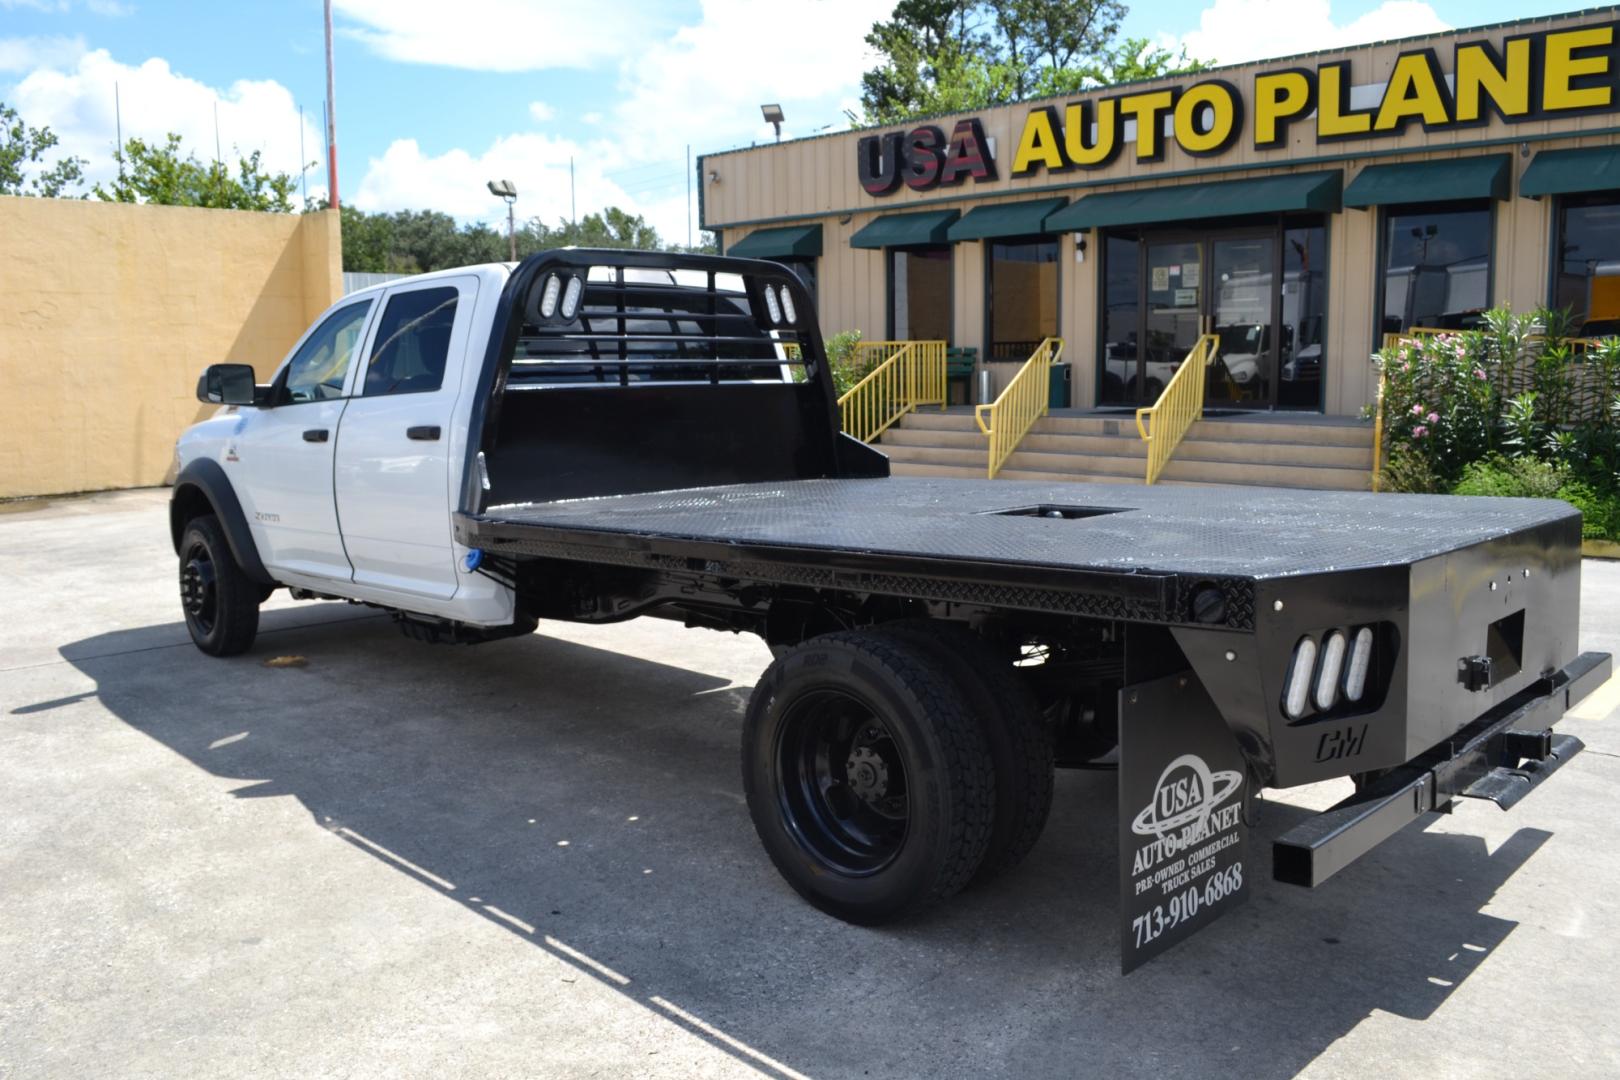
462 248 881 509
501 251 821 389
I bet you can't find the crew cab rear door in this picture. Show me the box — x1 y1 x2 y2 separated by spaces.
333 275 479 600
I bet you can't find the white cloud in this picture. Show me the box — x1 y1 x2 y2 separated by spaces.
8 48 323 196
610 0 877 163
1175 0 1450 66
527 100 554 123
346 0 876 245
333 0 676 73
0 33 86 73
352 133 634 228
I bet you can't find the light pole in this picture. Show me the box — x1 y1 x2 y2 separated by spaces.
488 179 517 262
761 103 784 142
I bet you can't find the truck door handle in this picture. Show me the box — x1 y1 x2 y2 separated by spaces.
407 425 442 441
302 428 329 442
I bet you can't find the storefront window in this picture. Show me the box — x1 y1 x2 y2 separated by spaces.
1379 203 1491 334
1553 195 1620 336
987 237 1058 360
1279 224 1326 409
889 246 952 340
1100 236 1139 405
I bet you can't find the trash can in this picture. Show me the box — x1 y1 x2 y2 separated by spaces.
1048 362 1072 408
976 369 996 405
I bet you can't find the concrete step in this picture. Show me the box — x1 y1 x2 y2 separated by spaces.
1175 437 1372 470
896 410 983 432
995 468 1143 485
880 426 987 450
880 444 986 469
889 461 985 480
1003 449 1144 478
1158 457 1370 491
1188 418 1373 448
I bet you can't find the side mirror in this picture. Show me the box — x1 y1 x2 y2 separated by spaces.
197 363 258 406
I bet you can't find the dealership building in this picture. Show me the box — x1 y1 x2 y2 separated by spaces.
700 7 1620 417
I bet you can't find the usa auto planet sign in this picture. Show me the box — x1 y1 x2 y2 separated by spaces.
1118 673 1250 972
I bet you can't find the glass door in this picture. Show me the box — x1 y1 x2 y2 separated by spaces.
1209 235 1276 407
1140 241 1203 401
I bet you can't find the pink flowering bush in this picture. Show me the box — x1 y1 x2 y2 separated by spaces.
1370 307 1620 538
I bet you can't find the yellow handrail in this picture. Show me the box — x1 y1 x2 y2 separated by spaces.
1134 334 1219 485
835 340 948 442
1370 364 1387 492
974 337 1064 479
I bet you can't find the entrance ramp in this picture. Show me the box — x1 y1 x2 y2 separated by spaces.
879 411 1373 490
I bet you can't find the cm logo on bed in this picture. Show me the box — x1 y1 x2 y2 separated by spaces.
1131 753 1243 850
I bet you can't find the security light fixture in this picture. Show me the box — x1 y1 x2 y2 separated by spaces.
761 103 784 141
487 179 518 261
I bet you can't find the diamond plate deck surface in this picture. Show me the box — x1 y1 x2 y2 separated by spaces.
476 478 1573 580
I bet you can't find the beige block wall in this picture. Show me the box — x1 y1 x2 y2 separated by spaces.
0 199 341 499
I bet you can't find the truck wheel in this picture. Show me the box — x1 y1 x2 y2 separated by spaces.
179 513 260 657
741 630 994 924
875 621 1054 881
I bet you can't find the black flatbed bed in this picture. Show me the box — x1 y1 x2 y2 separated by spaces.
461 478 1574 629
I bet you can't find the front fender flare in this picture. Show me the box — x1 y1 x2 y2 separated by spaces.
169 458 275 586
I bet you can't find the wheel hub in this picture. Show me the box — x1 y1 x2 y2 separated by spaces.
180 550 217 626
845 745 889 805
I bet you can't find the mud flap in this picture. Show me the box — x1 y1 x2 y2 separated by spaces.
1119 669 1251 973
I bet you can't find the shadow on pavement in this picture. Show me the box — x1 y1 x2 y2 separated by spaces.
45 606 1554 1079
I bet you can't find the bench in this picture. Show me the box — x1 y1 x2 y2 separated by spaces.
946 346 976 405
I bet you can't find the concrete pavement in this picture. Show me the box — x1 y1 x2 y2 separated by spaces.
2 488 1618 1079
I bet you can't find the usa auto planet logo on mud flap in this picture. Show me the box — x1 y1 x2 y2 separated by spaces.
1131 753 1243 878
1126 753 1247 955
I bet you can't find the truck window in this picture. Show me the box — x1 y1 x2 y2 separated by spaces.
363 286 459 396
283 300 373 403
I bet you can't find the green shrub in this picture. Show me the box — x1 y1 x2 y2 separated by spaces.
824 329 865 397
1451 454 1566 499
1379 444 1444 493
1554 481 1616 540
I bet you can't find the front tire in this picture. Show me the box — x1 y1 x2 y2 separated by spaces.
179 514 260 656
742 631 994 924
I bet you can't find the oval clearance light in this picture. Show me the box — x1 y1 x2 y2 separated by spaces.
1315 631 1346 711
762 285 782 324
538 274 561 319
1344 626 1374 702
559 275 583 320
779 285 797 324
1284 636 1318 720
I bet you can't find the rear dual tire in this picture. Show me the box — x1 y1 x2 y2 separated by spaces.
741 624 1054 924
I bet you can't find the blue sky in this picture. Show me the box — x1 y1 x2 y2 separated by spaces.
0 0 1593 240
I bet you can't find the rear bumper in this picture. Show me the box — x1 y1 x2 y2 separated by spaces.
1273 650 1611 888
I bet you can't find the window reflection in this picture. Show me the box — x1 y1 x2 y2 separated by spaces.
890 246 952 340
1380 203 1492 333
1554 196 1620 337
988 238 1058 360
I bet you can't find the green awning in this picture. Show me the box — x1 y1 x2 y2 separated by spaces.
1047 171 1342 231
1343 155 1511 208
727 224 822 259
850 209 961 249
1520 146 1620 198
946 198 1068 241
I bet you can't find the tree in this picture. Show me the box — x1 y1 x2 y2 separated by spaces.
0 101 85 197
332 204 701 274
855 1 1210 124
94 134 304 212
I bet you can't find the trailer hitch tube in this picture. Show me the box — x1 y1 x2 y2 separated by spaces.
1272 650 1611 888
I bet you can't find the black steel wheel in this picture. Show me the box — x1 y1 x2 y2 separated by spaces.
873 621 1054 882
179 514 260 656
742 630 994 924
